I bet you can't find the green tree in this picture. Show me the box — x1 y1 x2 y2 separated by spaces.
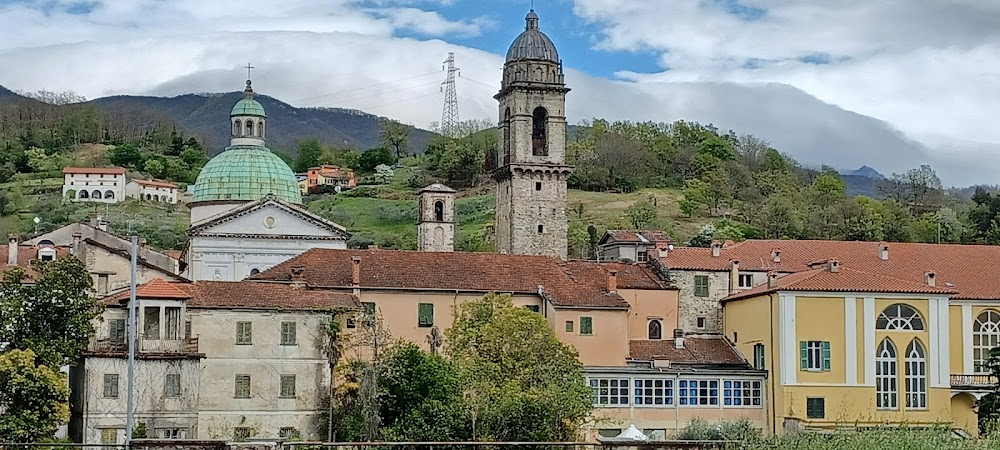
0 349 70 442
446 293 592 441
625 200 657 229
107 144 143 168
380 119 413 160
438 140 485 188
978 346 1000 434
143 158 165 179
0 255 101 367
294 139 324 172
359 147 397 172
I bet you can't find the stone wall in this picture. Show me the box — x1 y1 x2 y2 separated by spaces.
670 270 730 333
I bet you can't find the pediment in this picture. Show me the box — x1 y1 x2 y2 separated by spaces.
188 199 350 240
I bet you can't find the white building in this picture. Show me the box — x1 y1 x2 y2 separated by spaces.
63 167 127 203
126 179 180 204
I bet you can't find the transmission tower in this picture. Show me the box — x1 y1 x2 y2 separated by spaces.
440 52 460 138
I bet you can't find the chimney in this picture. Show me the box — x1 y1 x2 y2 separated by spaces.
880 245 889 261
771 249 781 263
71 232 82 258
925 272 936 287
827 260 840 273
767 271 779 289
729 260 740 294
537 285 544 296
711 241 722 258
7 234 17 266
290 266 306 288
352 257 362 287
607 270 618 293
673 329 685 349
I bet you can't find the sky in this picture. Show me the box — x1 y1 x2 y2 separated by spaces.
0 0 998 186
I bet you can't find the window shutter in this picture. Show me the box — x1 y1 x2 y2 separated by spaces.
822 341 832 371
418 303 434 326
581 317 593 335
363 302 376 315
800 341 808 370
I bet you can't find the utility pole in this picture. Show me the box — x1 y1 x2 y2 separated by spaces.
440 52 460 138
125 225 139 447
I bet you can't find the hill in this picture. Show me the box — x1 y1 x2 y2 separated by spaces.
85 92 438 156
843 165 886 180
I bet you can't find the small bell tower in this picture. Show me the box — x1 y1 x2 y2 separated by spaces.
417 184 456 252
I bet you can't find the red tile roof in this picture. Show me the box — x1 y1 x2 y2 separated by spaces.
252 249 633 308
563 260 674 290
721 265 956 302
63 167 126 175
602 230 674 244
664 240 1000 300
105 279 358 311
133 179 178 189
629 337 748 366
0 245 70 279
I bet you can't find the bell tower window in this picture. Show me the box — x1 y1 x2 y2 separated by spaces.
258 121 264 138
233 120 242 136
434 201 444 222
532 107 548 156
246 120 254 136
503 107 512 163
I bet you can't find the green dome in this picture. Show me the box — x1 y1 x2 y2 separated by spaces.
192 145 301 204
231 98 266 117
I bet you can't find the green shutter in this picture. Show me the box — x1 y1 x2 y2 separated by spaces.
418 303 434 327
363 302 376 315
695 276 709 297
822 341 831 372
800 341 808 370
581 317 593 335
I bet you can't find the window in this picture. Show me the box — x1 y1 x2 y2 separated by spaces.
531 106 548 156
143 306 160 340
648 320 662 340
233 427 252 442
565 321 574 332
723 380 762 406
98 274 109 294
738 274 754 289
800 341 830 372
103 373 119 398
634 379 673 406
234 120 242 136
905 339 927 410
525 305 540 313
679 379 719 406
165 373 181 398
157 428 186 439
236 321 252 344
279 428 300 440
806 398 825 419
753 344 765 370
697 317 706 329
535 182 542 191
538 224 544 233
235 374 251 398
185 321 192 339
109 319 126 342
100 428 121 445
589 378 629 405
876 338 898 410
877 304 925 330
418 303 434 327
434 201 444 221
637 251 648 262
280 322 297 345
580 317 593 335
694 275 709 297
974 310 1000 372
644 429 667 440
598 429 622 438
165 307 180 339
280 374 296 398
249 268 260 276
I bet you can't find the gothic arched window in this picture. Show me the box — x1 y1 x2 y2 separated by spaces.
876 304 924 331
975 310 1000 372
905 339 927 410
648 320 662 340
434 201 444 222
532 107 547 156
246 120 254 137
875 338 898 410
234 120 242 136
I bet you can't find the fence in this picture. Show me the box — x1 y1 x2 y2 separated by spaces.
1 441 740 450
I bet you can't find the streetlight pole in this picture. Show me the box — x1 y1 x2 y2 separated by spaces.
125 235 138 447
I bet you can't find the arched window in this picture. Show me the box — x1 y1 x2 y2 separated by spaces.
974 310 1000 372
234 120 242 136
502 107 511 162
154 195 160 202
105 190 115 200
876 304 924 330
249 268 260 276
434 201 444 222
79 190 89 199
92 190 102 199
875 338 898 410
905 339 927 410
258 121 265 138
532 107 548 156
246 120 254 136
648 320 662 340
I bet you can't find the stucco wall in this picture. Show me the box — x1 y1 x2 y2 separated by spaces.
552 308 629 367
621 288 679 340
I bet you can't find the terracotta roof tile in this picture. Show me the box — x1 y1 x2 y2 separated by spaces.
105 280 358 311
253 249 632 308
665 240 1000 300
0 245 70 279
135 278 191 299
563 260 674 290
629 337 748 366
63 167 126 175
133 179 178 189
721 264 956 302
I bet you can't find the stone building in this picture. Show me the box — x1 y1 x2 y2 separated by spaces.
493 10 573 260
416 183 456 252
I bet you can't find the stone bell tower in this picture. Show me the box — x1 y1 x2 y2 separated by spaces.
493 9 573 260
417 183 456 252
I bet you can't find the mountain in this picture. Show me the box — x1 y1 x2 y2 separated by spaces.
843 165 886 180
86 92 438 156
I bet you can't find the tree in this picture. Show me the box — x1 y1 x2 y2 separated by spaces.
0 255 101 367
108 144 143 168
625 200 657 229
0 349 70 442
446 294 592 441
294 139 324 172
143 158 165 179
438 140 485 188
359 147 397 172
380 119 412 160
978 346 1000 434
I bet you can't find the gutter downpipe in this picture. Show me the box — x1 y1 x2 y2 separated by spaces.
768 292 776 436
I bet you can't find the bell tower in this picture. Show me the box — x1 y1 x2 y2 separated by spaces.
493 9 572 259
417 183 456 252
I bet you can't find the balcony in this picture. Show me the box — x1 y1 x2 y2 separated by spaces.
87 337 200 355
950 374 997 390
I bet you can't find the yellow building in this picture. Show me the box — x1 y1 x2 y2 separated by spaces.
721 258 983 435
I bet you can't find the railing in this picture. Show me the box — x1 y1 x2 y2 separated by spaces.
86 337 199 354
950 373 997 388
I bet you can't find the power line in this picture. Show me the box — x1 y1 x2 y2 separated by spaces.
440 52 460 138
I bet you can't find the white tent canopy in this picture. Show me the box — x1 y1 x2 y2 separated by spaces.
615 424 648 441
